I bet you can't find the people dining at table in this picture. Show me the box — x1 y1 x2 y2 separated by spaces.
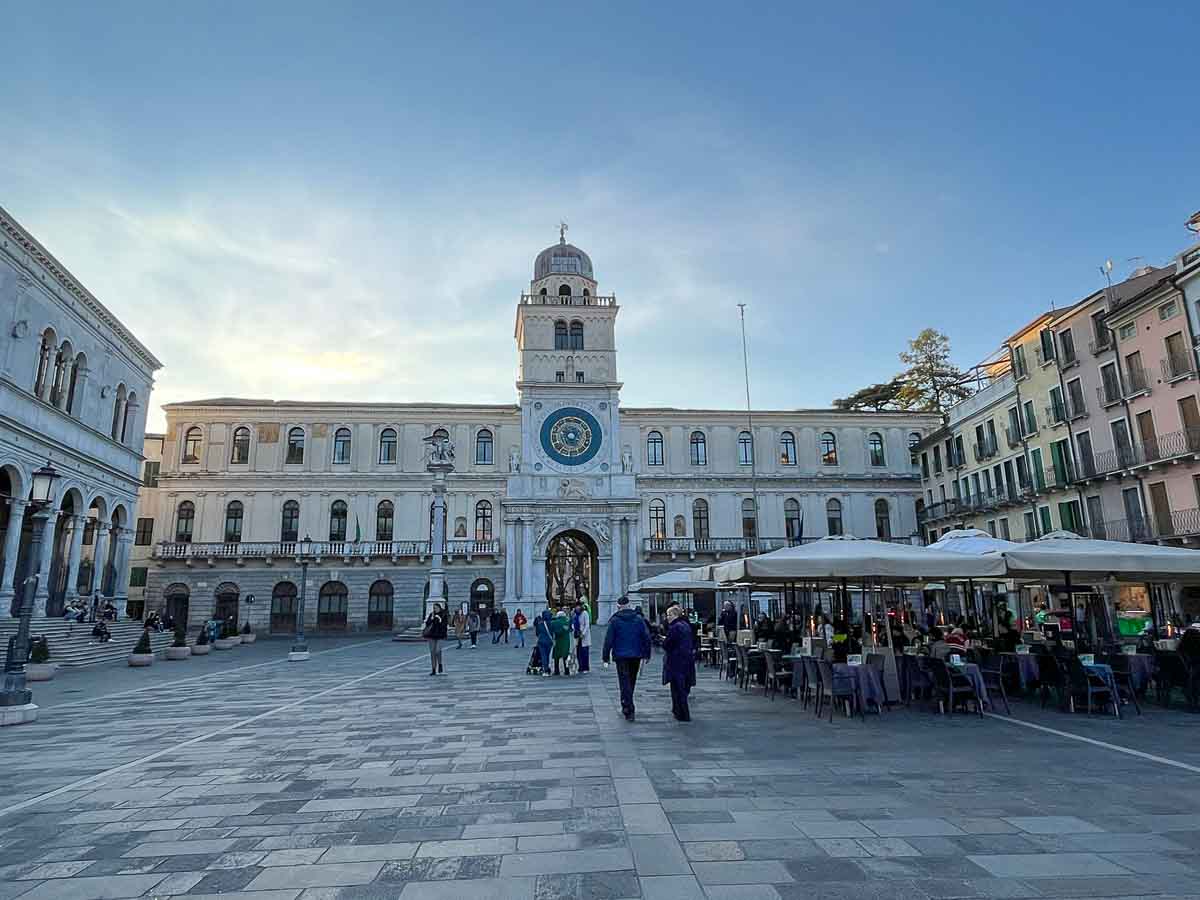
771 616 792 653
928 626 953 660
754 614 774 643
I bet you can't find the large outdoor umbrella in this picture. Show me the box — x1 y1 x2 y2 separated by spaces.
929 528 1021 626
992 530 1200 583
630 569 720 592
708 535 1007 585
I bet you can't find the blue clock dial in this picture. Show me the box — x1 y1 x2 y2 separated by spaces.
540 406 603 466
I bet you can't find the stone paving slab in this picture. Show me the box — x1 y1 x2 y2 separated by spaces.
4 635 1200 900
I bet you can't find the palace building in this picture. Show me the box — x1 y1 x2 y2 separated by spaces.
137 232 938 631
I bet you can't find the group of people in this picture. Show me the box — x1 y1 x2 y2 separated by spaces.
62 595 117 624
531 603 591 676
449 607 532 649
420 595 698 723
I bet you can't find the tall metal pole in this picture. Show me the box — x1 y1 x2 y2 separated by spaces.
738 304 760 557
290 538 311 661
1 505 48 725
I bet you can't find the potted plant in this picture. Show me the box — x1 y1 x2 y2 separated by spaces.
192 625 211 655
128 629 155 667
166 624 191 660
26 636 55 681
227 621 243 645
213 621 237 650
241 621 256 644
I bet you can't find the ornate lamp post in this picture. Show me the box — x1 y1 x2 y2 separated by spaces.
1 461 59 727
289 535 313 661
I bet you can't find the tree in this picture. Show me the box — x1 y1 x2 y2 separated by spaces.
834 379 904 411
894 329 973 414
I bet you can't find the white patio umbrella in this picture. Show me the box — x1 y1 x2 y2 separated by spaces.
708 535 1007 585
993 530 1200 583
629 569 719 592
929 528 1020 555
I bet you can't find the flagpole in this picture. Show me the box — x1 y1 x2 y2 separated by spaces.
738 304 760 559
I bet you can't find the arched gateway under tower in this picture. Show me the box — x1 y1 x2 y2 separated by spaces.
545 529 598 619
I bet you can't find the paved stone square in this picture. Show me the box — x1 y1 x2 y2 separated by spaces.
2 635 1200 900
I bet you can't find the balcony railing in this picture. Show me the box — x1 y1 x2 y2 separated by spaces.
1045 402 1067 427
155 539 502 562
1162 352 1196 382
1088 332 1113 355
1066 393 1088 421
1126 364 1151 396
1035 346 1056 367
973 439 999 462
1097 381 1123 408
1004 426 1022 449
1059 347 1079 369
521 293 616 307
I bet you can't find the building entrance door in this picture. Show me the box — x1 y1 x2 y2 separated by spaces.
545 530 598 619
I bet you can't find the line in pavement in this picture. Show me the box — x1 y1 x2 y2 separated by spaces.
41 637 394 710
0 650 429 819
986 712 1200 775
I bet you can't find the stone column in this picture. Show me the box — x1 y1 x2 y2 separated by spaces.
0 499 28 613
111 530 133 615
503 520 517 608
521 520 534 604
31 512 58 617
90 523 110 599
62 515 86 604
625 517 638 589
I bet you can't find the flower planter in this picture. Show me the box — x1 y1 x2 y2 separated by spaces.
191 643 211 655
128 653 154 667
241 633 257 644
231 634 244 644
166 645 192 660
213 638 236 650
25 663 56 682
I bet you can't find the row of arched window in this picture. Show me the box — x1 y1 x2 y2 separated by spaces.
181 425 496 467
644 429 919 468
645 497 892 540
174 498 497 544
32 327 138 445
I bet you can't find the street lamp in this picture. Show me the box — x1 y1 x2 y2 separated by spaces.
289 534 313 661
1 460 59 727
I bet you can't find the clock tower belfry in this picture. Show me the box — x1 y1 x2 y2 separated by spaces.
504 228 640 624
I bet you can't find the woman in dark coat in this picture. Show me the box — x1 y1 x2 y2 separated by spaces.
535 610 554 677
424 603 447 675
662 605 697 722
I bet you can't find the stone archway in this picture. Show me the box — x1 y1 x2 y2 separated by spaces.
545 529 598 619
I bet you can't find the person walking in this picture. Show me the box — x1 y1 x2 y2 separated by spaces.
573 601 592 674
467 608 481 648
535 609 554 677
513 609 527 648
424 603 447 676
490 609 502 644
662 604 696 721
499 608 510 644
603 595 652 721
551 609 572 675
718 600 738 642
452 608 467 649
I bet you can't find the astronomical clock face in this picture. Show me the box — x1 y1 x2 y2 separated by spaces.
540 406 603 467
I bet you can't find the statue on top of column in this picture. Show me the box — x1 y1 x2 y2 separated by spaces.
423 433 455 466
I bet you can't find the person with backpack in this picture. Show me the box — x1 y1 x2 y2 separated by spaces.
466 608 481 648
603 595 652 721
424 603 447 675
512 609 527 648
573 601 592 674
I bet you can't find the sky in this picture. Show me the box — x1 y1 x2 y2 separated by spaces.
4 2 1199 432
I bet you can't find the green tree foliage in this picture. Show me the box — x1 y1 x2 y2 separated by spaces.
834 379 903 411
835 329 972 416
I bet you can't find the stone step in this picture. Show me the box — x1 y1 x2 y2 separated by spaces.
0 620 180 668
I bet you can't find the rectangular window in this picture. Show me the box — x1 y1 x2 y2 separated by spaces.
1100 362 1121 404
134 518 154 546
998 518 1011 540
1066 378 1085 418
1059 327 1076 364
1048 387 1065 424
555 371 565 383
128 567 148 588
1007 406 1021 445
142 461 160 488
986 520 996 537
1031 447 1045 491
921 452 929 478
1015 455 1030 489
1039 329 1055 363
933 446 942 474
1159 299 1179 321
1013 344 1028 378
1165 331 1191 379
1038 505 1053 535
1118 322 1137 341
83 519 96 545
1023 511 1037 540
1022 400 1037 436
1092 311 1111 350
575 371 585 383
1086 495 1104 539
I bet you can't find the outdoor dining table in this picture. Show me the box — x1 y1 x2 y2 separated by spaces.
836 662 885 713
953 661 991 710
1000 652 1041 690
1084 661 1120 701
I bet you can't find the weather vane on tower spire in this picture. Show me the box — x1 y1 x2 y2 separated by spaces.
559 221 568 244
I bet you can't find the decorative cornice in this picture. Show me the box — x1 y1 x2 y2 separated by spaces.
1 205 163 371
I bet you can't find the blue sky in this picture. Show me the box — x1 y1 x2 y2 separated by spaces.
4 2 1198 430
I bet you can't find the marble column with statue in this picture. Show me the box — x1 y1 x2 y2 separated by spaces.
408 432 454 635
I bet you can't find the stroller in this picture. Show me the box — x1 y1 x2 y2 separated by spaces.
526 648 543 675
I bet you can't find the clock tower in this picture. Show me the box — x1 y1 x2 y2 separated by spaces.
503 228 640 623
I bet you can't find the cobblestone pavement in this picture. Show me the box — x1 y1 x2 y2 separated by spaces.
2 634 1200 900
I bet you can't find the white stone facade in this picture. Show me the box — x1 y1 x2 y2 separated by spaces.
140 235 938 632
0 206 161 618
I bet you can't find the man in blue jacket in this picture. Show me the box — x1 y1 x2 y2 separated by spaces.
603 595 652 721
